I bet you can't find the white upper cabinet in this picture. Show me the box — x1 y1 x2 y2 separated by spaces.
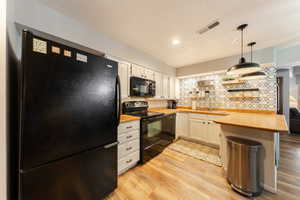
175 78 180 99
169 76 175 99
145 69 155 81
154 72 163 98
131 64 154 80
162 75 170 99
131 64 144 78
118 62 130 99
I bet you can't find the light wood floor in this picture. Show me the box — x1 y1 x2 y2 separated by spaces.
108 134 300 200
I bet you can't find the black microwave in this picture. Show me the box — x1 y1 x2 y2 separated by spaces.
130 76 156 97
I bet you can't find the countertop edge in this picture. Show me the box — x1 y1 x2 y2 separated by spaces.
213 119 288 132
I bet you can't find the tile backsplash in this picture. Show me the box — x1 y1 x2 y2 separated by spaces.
178 66 277 111
121 98 168 108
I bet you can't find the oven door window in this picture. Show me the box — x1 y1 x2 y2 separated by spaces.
143 119 162 147
148 120 161 138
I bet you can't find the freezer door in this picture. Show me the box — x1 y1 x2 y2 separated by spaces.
20 145 117 200
20 32 118 170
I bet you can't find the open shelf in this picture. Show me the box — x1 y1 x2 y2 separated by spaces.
229 96 259 100
222 80 245 85
227 88 259 92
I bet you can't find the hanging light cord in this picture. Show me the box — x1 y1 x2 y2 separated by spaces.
250 45 253 62
241 29 244 58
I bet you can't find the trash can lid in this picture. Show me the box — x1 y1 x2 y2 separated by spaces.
226 136 262 147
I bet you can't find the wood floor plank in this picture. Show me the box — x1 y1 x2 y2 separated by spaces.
107 134 300 200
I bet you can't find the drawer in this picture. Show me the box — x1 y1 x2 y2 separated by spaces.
118 139 140 158
118 130 139 144
189 113 207 120
207 114 223 120
118 121 140 134
118 151 139 173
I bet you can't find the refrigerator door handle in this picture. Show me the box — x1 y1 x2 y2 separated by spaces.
104 142 119 149
116 75 121 126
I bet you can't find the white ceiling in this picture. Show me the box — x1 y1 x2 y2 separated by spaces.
40 0 300 67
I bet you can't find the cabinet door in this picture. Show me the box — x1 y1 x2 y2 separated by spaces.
175 78 180 99
169 77 175 99
162 75 170 99
118 63 130 99
145 69 155 81
176 113 189 138
189 119 207 141
131 64 144 78
207 121 220 146
155 72 163 98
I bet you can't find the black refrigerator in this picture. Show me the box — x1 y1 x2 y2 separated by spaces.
15 30 121 200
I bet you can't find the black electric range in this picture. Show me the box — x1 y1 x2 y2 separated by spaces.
122 101 176 164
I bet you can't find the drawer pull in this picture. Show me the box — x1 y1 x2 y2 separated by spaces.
126 135 133 139
126 147 133 151
126 159 132 163
126 126 133 129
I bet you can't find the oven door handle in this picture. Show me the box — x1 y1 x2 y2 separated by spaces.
144 140 161 150
142 115 165 122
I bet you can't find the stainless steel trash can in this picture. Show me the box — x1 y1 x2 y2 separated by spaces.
226 136 262 197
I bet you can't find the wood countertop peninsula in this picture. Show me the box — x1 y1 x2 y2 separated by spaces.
149 107 288 132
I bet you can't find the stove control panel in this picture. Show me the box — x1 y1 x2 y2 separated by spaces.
123 101 148 108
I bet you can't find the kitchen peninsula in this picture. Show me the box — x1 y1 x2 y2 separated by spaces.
149 107 288 193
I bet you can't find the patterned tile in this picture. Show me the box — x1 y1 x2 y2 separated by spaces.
178 66 277 111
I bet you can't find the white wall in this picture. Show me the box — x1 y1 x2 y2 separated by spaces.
10 0 175 76
176 47 275 77
276 45 300 67
0 0 7 199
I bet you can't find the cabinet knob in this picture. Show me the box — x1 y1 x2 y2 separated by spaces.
126 135 133 139
126 159 132 163
126 126 133 129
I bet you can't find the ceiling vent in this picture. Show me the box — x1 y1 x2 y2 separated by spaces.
197 20 220 35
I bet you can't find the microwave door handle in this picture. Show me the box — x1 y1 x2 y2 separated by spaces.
116 75 121 126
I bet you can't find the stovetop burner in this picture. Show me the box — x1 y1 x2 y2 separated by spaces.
122 101 165 119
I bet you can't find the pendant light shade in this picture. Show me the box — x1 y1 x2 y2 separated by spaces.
239 42 267 80
227 24 261 75
240 71 267 80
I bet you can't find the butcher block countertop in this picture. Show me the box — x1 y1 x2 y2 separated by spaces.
213 112 288 132
149 107 288 132
120 115 140 123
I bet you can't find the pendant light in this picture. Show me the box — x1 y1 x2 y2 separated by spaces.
227 24 261 75
240 42 266 80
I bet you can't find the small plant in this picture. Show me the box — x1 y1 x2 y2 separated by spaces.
222 77 235 81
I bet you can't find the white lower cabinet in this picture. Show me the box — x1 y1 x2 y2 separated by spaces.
118 121 140 175
179 113 221 147
189 119 207 141
176 113 189 138
207 121 220 146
